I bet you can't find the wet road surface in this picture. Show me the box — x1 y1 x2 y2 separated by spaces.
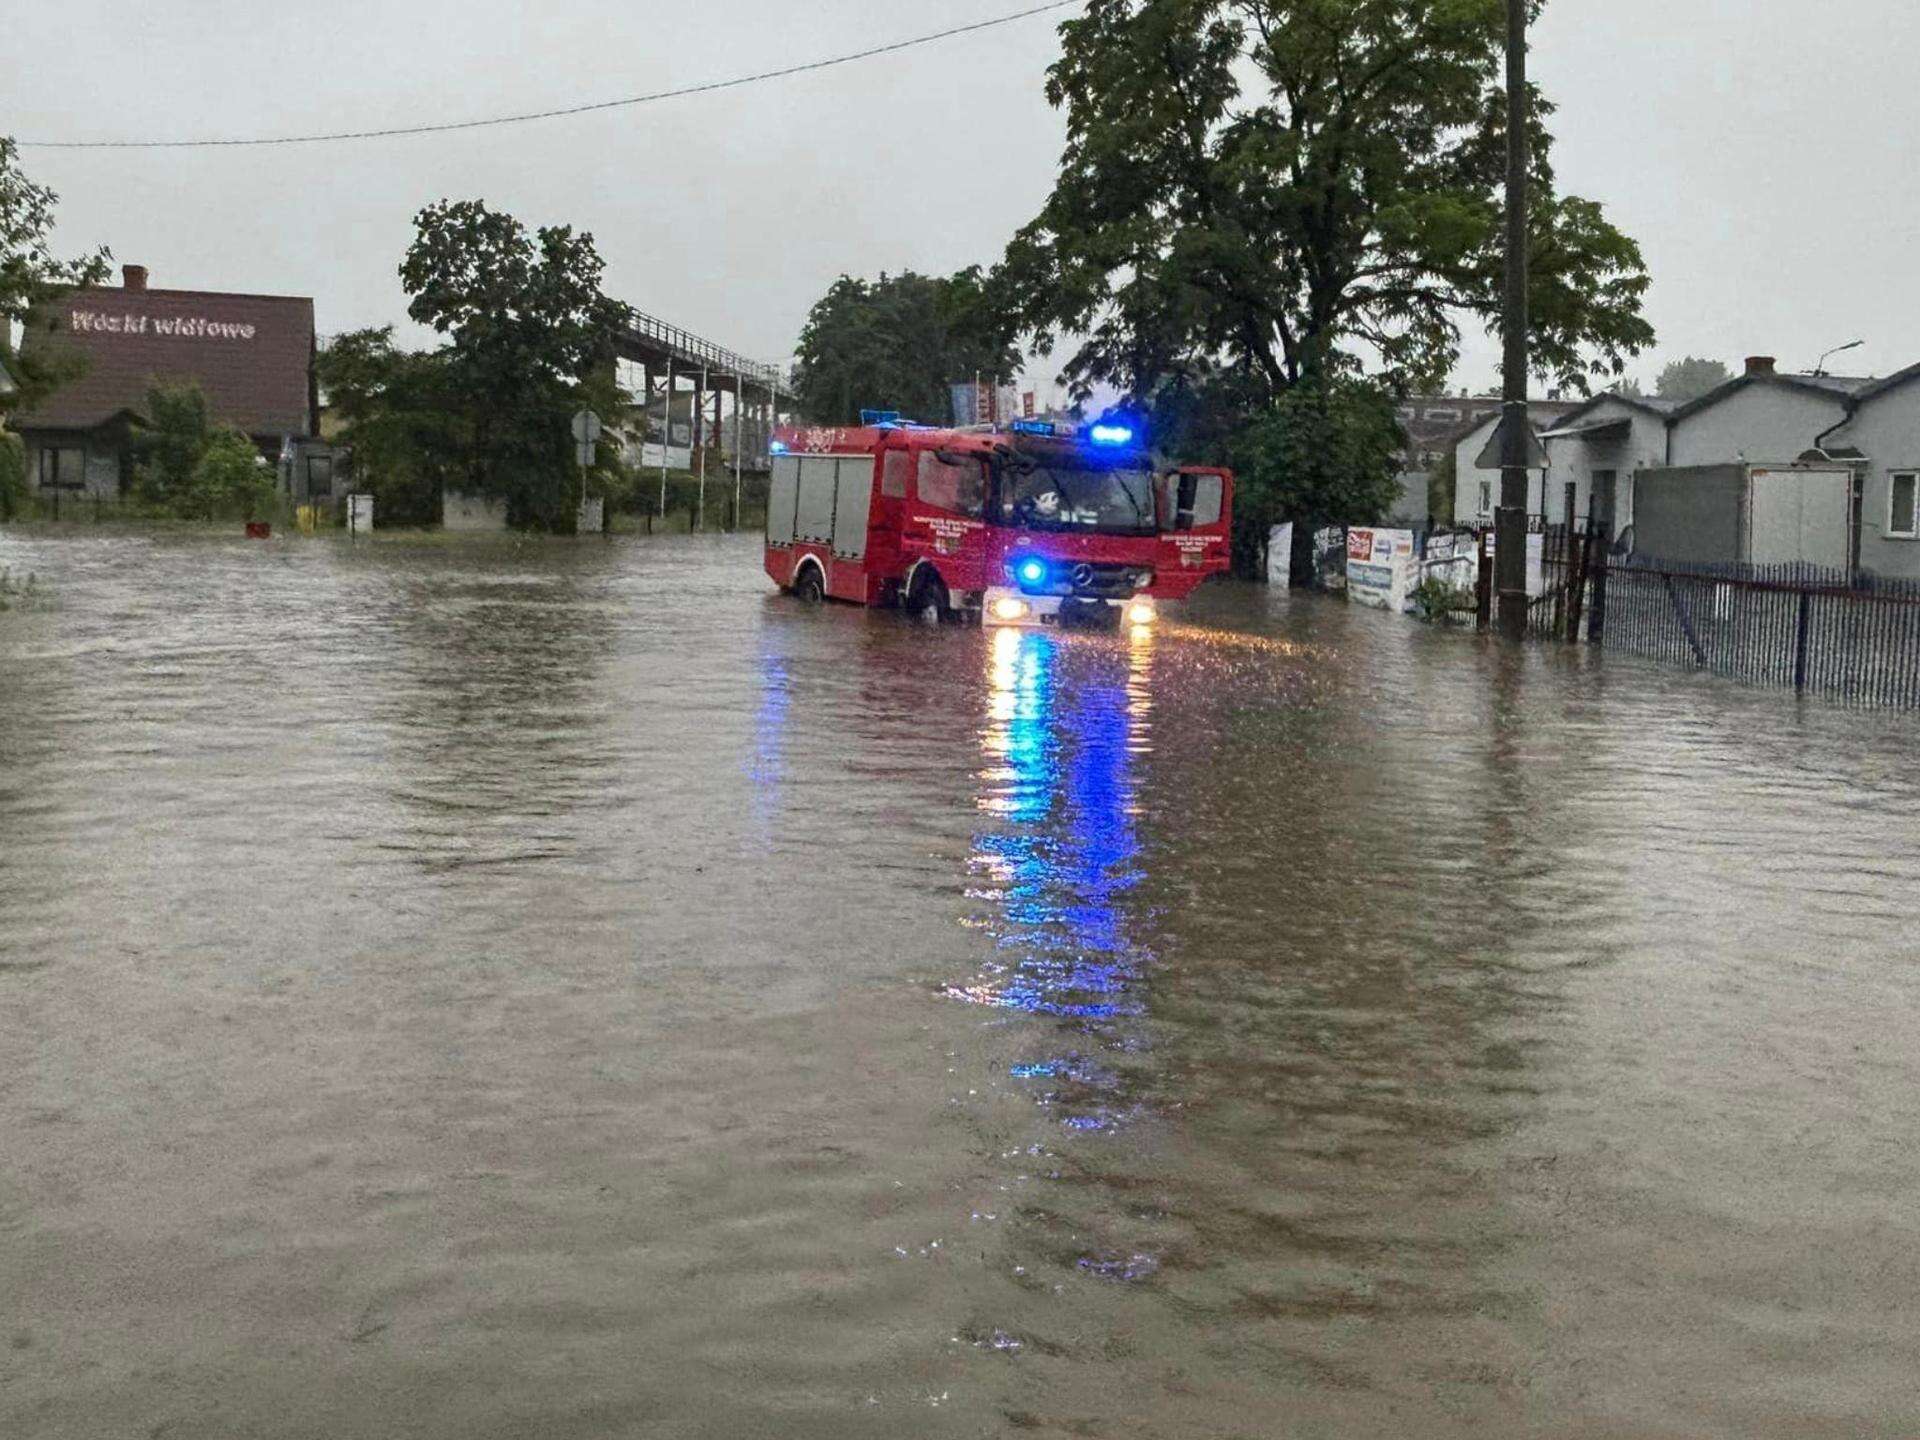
2 528 1917 1437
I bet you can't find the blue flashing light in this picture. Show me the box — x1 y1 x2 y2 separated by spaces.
1016 557 1049 587
769 439 788 454
1087 423 1135 447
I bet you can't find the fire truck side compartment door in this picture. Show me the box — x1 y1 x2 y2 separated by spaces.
795 456 839 545
833 457 873 561
768 455 801 543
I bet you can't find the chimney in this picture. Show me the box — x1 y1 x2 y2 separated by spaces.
1745 355 1776 378
122 264 148 291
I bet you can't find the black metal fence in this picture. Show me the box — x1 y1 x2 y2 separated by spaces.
1459 522 1920 707
1601 557 1920 707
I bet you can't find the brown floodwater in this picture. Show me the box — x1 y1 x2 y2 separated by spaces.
2 528 1917 1438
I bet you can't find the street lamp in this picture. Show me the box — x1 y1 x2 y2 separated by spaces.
1812 340 1864 377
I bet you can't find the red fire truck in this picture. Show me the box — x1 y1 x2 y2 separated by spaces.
764 416 1232 626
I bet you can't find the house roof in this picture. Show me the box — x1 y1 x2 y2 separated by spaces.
13 282 315 438
1443 399 1582 452
1539 417 1634 443
1540 391 1679 432
1846 360 1920 406
1669 371 1874 423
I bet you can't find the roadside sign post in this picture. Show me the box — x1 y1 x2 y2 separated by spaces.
572 410 602 534
571 409 602 470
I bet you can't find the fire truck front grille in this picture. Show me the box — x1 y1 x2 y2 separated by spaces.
1066 563 1148 598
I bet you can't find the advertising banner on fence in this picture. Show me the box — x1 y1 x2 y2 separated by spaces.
1482 529 1548 597
1422 531 1479 593
1267 523 1294 590
1314 527 1348 591
1347 527 1418 611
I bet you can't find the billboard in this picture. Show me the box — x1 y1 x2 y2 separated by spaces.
950 381 1024 426
1346 528 1418 611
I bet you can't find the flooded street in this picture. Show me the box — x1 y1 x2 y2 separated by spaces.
3 528 1917 1438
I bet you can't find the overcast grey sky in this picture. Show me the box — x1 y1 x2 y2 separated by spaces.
7 0 1916 399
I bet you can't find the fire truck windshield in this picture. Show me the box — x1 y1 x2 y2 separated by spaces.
996 458 1156 535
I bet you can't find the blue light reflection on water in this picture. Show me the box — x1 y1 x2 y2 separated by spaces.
948 626 1158 1123
746 644 791 839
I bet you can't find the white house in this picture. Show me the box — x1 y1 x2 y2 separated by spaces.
1813 360 1920 581
1537 392 1677 538
1448 401 1581 528
1667 357 1871 469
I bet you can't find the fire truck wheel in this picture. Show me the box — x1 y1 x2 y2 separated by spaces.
792 566 825 604
907 568 950 624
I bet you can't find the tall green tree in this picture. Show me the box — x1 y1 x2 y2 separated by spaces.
316 327 466 525
997 0 1653 570
399 200 626 530
1 136 111 420
1002 0 1652 398
791 268 1021 425
1655 356 1730 402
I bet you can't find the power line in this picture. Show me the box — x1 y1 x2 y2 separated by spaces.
18 2 1080 151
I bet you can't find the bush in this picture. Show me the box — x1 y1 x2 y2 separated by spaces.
189 429 276 520
0 431 26 521
1411 576 1476 623
0 566 43 612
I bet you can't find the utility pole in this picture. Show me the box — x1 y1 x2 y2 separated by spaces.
1496 0 1531 640
659 357 673 518
696 364 708 531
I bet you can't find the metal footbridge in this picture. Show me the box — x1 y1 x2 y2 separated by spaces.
615 308 785 473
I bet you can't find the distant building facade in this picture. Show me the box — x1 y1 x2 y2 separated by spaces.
11 264 317 497
1395 394 1504 472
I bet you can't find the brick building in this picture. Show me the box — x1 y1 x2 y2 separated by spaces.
12 264 316 497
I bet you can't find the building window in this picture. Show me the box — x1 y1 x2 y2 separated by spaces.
1891 472 1919 538
38 446 87 490
1477 480 1493 516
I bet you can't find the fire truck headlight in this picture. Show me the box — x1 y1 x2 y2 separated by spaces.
1127 601 1158 626
1015 557 1048 587
992 597 1032 622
